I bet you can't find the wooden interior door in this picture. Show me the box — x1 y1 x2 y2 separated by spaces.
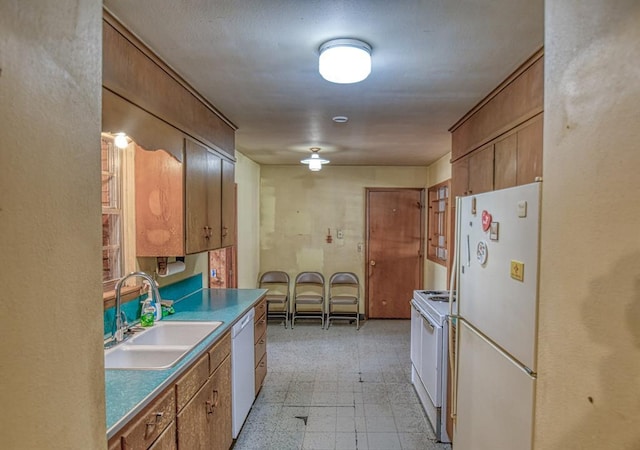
366 188 424 319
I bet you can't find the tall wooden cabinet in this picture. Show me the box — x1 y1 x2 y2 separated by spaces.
185 138 223 254
221 160 236 248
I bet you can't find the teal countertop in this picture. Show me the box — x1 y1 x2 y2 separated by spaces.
105 288 267 439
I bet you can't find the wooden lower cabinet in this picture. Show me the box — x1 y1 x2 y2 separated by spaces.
254 297 267 394
177 357 231 450
108 331 233 450
148 423 176 450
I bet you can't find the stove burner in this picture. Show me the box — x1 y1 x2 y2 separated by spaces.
419 290 448 295
429 296 451 302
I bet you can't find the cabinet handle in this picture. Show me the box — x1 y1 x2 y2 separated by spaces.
144 412 164 438
222 226 228 237
259 339 265 345
206 400 214 415
203 226 210 239
259 360 266 368
122 437 132 450
212 390 220 408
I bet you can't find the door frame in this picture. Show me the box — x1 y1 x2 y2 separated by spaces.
364 187 426 318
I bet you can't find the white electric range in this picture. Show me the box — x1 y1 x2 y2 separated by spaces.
410 289 456 443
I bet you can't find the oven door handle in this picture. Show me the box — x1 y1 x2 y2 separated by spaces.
410 300 437 331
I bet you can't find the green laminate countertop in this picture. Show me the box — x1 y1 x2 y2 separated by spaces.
105 288 267 439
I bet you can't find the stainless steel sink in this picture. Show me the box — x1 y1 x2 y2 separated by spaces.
104 321 223 370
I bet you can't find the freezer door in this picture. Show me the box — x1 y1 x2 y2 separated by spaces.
455 320 535 450
457 182 540 370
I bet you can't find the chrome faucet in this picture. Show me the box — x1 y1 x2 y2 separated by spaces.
113 271 162 343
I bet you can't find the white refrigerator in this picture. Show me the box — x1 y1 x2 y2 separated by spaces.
453 182 541 450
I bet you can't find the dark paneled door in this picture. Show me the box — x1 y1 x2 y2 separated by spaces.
366 188 424 319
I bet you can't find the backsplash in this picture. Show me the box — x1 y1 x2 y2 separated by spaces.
103 274 203 338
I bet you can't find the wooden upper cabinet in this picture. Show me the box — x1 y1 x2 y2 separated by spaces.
185 138 222 254
450 48 543 201
103 16 236 159
135 146 185 257
221 160 236 248
467 145 494 195
516 114 543 184
494 133 518 190
450 50 544 161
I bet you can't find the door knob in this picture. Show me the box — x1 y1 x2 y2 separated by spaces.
370 260 376 266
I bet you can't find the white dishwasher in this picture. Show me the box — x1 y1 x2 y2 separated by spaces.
231 307 255 438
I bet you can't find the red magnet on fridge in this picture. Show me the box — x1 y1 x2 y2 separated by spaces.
481 210 492 232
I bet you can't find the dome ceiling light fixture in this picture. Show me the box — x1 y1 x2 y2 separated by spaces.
300 147 330 171
318 38 372 84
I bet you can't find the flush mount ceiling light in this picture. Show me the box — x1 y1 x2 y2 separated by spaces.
319 38 372 84
300 147 330 171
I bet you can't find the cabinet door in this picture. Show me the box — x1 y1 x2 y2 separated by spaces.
185 139 211 254
185 139 222 253
177 377 214 450
516 114 543 185
210 356 232 450
494 133 518 190
148 422 176 450
451 158 469 199
206 150 222 250
221 159 236 248
467 144 494 195
135 146 185 256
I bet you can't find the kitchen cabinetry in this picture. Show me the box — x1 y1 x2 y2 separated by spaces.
451 144 495 199
254 298 267 394
108 332 232 450
107 387 176 450
221 159 236 248
177 333 232 450
494 115 543 190
185 138 222 253
450 49 543 199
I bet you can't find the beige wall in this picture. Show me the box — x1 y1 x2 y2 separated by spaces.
236 151 262 288
425 152 452 290
260 165 429 312
0 2 106 449
535 2 640 449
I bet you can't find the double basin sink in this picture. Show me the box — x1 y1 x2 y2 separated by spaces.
105 321 223 370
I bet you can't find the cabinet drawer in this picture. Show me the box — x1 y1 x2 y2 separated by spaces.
254 297 266 321
147 421 176 450
208 331 231 374
120 387 176 450
255 352 267 394
254 332 267 365
175 353 209 412
254 315 266 344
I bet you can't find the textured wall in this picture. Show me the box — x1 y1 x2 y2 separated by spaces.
260 165 429 312
0 1 106 449
236 152 261 288
535 1 640 448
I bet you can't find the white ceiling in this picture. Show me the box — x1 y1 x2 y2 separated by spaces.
103 1 544 166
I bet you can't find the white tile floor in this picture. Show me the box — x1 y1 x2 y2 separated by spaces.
233 319 452 450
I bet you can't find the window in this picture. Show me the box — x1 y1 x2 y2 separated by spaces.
101 134 124 291
427 180 450 265
101 133 137 294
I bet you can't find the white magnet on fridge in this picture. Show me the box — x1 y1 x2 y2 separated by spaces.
517 200 527 218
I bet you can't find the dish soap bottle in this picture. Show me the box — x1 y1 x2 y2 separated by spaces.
140 299 155 327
